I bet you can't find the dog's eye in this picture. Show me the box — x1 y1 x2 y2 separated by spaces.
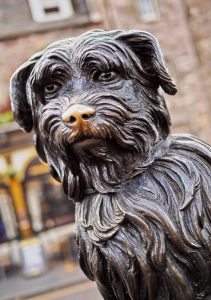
94 71 117 82
44 83 61 97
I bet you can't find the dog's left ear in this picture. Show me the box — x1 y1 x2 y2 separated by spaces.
10 51 43 132
116 31 177 95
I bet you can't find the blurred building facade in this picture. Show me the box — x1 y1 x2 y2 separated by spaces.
0 0 211 290
0 122 76 280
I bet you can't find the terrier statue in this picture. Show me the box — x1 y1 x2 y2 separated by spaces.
10 30 211 300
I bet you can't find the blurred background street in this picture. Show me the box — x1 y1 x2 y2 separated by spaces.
0 0 211 299
0 264 103 300
25 281 102 300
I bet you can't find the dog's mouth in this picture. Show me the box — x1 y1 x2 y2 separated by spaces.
67 137 102 152
71 137 102 150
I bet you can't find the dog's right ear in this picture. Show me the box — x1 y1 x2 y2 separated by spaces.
115 31 177 95
10 51 43 132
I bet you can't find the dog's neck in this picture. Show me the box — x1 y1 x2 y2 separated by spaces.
82 135 172 198
152 135 171 160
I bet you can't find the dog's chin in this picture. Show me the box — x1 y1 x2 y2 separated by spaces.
71 137 102 152
58 136 108 165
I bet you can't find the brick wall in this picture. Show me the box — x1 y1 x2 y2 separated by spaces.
185 0 211 132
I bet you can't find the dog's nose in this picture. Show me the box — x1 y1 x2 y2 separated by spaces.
62 104 95 127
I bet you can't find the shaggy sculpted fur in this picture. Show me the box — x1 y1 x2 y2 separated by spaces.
10 30 211 300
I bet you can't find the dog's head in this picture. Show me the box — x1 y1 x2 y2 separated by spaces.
10 30 177 201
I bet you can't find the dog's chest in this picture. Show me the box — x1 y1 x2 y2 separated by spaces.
75 193 125 243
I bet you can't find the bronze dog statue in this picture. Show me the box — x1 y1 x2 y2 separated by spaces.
10 30 211 299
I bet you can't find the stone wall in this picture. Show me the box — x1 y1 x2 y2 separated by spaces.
185 0 211 126
0 0 211 142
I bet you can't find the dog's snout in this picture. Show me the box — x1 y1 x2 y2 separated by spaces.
62 104 95 126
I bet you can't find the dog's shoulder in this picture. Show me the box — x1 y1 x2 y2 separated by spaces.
170 133 211 161
121 133 211 211
149 133 211 194
152 133 211 176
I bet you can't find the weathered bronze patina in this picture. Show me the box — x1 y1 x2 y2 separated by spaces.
10 30 211 300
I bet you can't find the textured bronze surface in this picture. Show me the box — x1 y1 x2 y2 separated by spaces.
10 30 211 299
